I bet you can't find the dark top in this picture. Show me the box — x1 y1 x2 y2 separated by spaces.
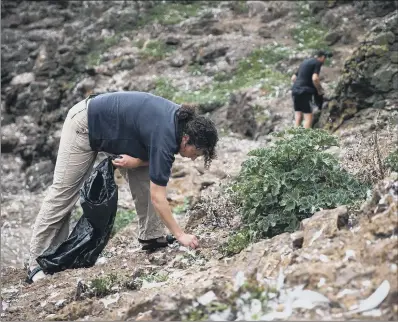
292 58 322 95
87 91 180 186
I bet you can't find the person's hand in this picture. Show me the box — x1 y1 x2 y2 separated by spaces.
112 154 146 169
177 233 199 249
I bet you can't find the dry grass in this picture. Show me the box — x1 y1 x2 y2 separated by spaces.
340 111 398 184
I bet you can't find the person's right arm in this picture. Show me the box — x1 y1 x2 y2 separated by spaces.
312 73 324 96
312 61 324 95
150 181 199 248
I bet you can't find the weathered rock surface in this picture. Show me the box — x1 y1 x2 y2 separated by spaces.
316 12 398 132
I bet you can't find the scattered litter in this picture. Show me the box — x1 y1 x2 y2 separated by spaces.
317 278 326 288
361 309 382 317
319 254 329 262
99 293 120 309
390 263 397 273
291 290 330 310
40 301 47 308
54 299 66 308
309 228 324 246
1 301 9 311
209 307 231 321
337 289 358 299
95 257 107 265
250 299 262 315
343 250 356 262
276 268 285 292
234 271 246 291
197 291 217 306
349 280 390 314
2 287 18 294
361 280 372 288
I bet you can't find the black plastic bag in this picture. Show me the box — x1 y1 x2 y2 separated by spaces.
36 156 118 274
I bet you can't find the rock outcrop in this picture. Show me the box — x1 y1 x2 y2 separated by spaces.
315 12 398 132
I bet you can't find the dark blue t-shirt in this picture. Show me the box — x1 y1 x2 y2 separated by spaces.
292 58 323 95
87 91 180 186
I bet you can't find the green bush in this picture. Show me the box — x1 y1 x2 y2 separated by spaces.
219 228 256 256
385 149 398 172
232 128 368 238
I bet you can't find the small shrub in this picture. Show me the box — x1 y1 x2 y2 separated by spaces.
90 273 119 297
153 77 178 101
173 197 191 216
220 228 254 256
385 149 398 172
232 127 368 238
340 113 398 183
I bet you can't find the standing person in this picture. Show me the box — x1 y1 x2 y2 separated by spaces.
291 50 332 128
27 91 219 283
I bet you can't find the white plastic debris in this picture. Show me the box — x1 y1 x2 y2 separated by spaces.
349 280 390 314
309 228 324 246
250 299 262 315
319 254 329 263
197 291 217 306
343 250 356 262
317 278 326 288
2 287 18 294
290 290 330 310
54 299 66 308
95 257 107 265
234 271 246 291
99 293 120 308
337 289 358 299
276 268 285 292
209 307 231 321
362 309 382 317
1 301 9 311
390 263 397 273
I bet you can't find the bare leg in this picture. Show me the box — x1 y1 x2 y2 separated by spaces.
295 112 303 127
303 113 313 129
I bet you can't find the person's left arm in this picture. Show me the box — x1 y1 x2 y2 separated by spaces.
112 154 149 168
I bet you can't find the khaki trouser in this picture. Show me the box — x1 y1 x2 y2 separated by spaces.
28 99 165 269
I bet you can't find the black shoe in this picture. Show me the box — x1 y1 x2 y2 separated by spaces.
138 235 176 251
25 266 43 284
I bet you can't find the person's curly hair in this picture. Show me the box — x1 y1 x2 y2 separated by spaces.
176 103 218 169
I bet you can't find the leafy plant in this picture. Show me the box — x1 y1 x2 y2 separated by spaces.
90 273 119 297
385 149 398 172
220 227 254 256
173 197 191 216
232 127 368 238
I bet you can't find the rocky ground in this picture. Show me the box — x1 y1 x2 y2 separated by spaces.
1 1 397 321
